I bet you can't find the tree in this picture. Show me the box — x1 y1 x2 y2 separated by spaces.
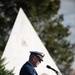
0 58 14 75
0 0 75 74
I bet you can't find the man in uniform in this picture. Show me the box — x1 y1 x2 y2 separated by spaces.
19 51 45 75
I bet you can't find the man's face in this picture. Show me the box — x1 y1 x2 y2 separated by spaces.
33 56 41 67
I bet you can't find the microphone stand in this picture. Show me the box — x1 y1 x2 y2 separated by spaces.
46 65 59 75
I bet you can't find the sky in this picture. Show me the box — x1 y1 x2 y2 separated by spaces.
58 0 75 44
58 0 75 69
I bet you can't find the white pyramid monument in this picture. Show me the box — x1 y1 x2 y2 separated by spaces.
2 8 62 75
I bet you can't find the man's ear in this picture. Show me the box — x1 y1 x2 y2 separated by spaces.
33 56 36 61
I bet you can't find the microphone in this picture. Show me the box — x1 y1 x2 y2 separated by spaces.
46 65 59 75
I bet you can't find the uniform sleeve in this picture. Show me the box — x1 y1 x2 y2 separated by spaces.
19 66 35 75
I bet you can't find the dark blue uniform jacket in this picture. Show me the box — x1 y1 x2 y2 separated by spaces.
19 61 38 75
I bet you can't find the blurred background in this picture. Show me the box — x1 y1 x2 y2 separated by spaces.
0 0 75 75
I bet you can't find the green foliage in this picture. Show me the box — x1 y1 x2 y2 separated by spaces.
38 15 74 74
0 58 14 75
0 0 75 74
